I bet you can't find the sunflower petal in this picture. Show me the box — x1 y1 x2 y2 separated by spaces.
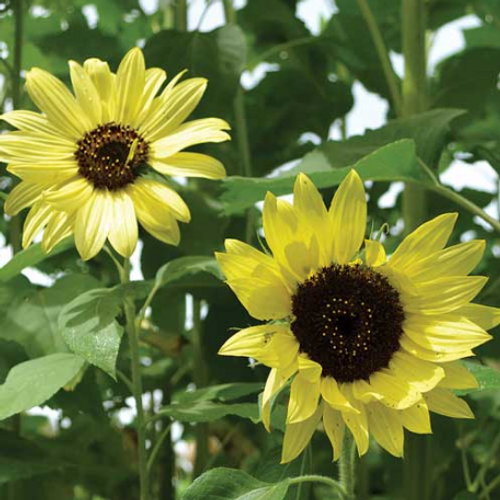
262 368 294 432
342 385 370 456
366 402 404 457
0 110 60 135
398 399 432 434
22 202 52 248
43 176 94 213
151 152 226 180
83 58 116 120
281 403 323 464
424 388 474 419
5 181 46 216
69 60 102 127
365 239 387 267
439 361 478 390
323 404 345 461
459 303 500 331
108 191 138 258
321 377 358 413
74 190 112 260
329 170 367 264
41 211 74 253
400 335 474 363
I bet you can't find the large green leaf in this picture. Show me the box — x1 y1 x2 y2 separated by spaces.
221 139 427 214
181 468 290 500
156 400 259 423
0 237 73 283
0 353 85 421
154 256 223 289
0 274 101 359
59 288 124 379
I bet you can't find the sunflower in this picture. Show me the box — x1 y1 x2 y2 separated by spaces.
216 171 500 463
0 47 230 260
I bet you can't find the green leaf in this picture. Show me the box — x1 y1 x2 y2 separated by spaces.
156 400 259 423
181 468 290 500
221 139 427 214
0 237 73 283
174 382 263 404
154 256 223 289
59 288 124 379
456 362 500 395
0 353 85 421
0 274 101 359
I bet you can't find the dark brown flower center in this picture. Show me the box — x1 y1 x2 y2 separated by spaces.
290 264 405 383
75 122 149 190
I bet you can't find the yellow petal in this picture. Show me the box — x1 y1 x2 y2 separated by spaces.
132 178 190 223
389 350 444 393
83 58 116 121
281 402 323 464
225 277 292 321
398 399 432 434
43 176 94 213
7 162 79 183
354 370 421 410
129 185 180 246
0 110 60 135
287 370 321 424
321 377 358 413
22 201 52 248
4 181 46 216
406 276 488 315
389 213 457 271
69 60 102 127
74 190 112 260
151 152 226 180
459 303 500 331
262 368 294 432
329 170 367 264
42 211 74 253
150 118 231 159
404 240 485 283
439 361 478 390
25 68 91 139
341 385 370 456
323 404 345 461
364 239 387 266
400 335 474 363
403 314 491 353
108 191 138 258
366 402 404 457
424 388 474 419
143 78 208 142
132 68 167 128
115 47 146 124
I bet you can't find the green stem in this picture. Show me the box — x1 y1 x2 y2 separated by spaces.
288 475 345 498
356 0 403 117
147 422 173 473
175 0 187 31
480 474 500 500
221 0 236 24
338 433 356 500
122 258 149 500
192 298 210 477
9 0 24 254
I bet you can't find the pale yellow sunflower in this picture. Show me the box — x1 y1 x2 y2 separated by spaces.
216 171 500 463
0 47 230 260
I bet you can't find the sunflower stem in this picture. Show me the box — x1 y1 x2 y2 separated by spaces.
122 258 150 500
356 0 403 117
288 475 345 498
338 432 356 500
192 298 210 477
174 0 188 31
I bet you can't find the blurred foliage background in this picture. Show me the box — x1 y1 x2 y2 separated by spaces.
2 0 500 499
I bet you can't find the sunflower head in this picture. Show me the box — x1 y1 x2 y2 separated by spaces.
216 171 499 463
0 47 231 260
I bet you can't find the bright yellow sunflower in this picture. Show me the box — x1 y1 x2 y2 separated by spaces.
216 170 500 463
0 47 230 260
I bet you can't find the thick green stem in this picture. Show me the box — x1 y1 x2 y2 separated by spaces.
401 1 431 499
192 298 210 477
338 433 356 500
356 0 403 116
122 259 150 500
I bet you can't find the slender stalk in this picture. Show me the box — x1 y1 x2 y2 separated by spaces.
122 258 150 500
288 475 345 498
338 433 356 500
221 0 236 24
9 0 24 254
356 0 403 117
175 0 187 31
147 423 173 473
192 298 210 477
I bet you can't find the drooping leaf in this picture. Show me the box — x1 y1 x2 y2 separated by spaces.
154 256 223 289
181 468 290 500
0 353 86 421
59 288 124 379
456 362 500 395
175 382 263 404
